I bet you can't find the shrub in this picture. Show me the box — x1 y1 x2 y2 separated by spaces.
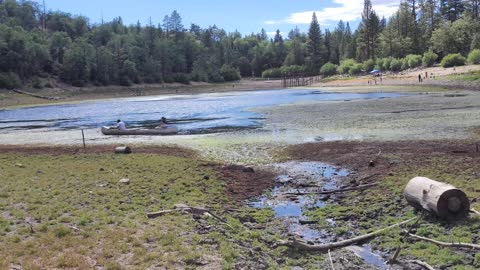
32 76 43 89
349 63 363 75
261 68 283 79
363 59 375 72
441 53 466 68
208 71 225 83
405 54 422 68
422 51 438 67
172 73 190 84
401 58 409 70
375 58 384 71
220 65 241 82
280 65 306 77
0 72 21 89
382 57 393 71
389 58 403 71
467 49 480 65
320 62 338 77
337 59 356 74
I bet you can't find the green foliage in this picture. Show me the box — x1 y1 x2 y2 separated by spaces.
389 58 403 71
261 68 283 79
467 49 480 65
423 51 438 67
441 53 466 68
320 62 337 77
405 54 422 69
337 59 357 74
349 63 363 75
0 72 21 89
280 65 305 77
172 73 190 84
362 59 375 72
220 65 241 82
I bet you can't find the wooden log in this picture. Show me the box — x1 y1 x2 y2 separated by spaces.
279 217 416 251
406 260 436 270
115 146 132 154
285 183 378 196
405 231 480 250
404 177 470 219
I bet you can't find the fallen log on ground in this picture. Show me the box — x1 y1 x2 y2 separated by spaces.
286 183 378 196
405 231 480 250
278 217 416 251
404 177 470 219
406 260 436 270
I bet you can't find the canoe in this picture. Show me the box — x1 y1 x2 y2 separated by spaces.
101 126 178 136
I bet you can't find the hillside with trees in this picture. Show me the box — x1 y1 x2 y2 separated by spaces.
0 0 479 89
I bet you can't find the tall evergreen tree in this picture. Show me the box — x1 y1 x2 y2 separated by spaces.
306 12 326 74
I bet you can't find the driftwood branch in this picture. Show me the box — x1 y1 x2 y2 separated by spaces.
470 208 480 216
406 260 436 270
146 209 179 219
328 249 335 270
279 217 416 251
286 183 378 196
406 232 480 250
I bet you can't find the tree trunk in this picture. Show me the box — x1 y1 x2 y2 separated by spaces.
404 177 470 219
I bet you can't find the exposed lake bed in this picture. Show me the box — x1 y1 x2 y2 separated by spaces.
1 86 480 269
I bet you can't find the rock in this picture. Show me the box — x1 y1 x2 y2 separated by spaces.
174 203 190 209
15 163 25 168
99 168 105 171
242 167 255 173
203 175 210 180
119 178 130 184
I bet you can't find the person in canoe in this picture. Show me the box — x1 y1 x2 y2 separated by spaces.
157 117 168 129
115 119 127 130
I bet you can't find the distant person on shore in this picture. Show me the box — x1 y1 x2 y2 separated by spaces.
116 119 127 130
418 74 422 83
157 117 168 129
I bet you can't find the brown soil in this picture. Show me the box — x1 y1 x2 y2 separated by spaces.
217 164 276 202
283 140 480 186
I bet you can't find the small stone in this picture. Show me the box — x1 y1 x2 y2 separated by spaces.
242 167 255 173
15 163 25 168
119 178 130 184
203 175 210 180
99 168 105 171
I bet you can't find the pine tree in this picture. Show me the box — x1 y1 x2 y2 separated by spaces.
357 0 381 60
306 12 326 74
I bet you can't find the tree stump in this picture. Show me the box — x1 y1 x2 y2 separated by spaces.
404 177 470 219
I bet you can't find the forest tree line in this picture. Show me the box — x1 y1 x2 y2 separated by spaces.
0 0 480 89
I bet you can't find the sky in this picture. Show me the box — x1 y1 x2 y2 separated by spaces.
35 0 400 36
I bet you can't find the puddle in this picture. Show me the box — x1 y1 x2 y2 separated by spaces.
250 161 349 242
346 245 389 269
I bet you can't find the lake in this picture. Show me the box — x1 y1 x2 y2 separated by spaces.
0 89 406 134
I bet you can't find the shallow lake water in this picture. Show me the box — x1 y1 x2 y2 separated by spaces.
0 89 406 133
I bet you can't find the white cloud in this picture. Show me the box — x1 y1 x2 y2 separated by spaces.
266 31 285 36
266 0 399 25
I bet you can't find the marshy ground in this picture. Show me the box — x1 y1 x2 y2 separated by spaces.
1 83 480 269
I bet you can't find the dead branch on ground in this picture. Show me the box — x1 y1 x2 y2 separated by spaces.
405 231 480 250
278 217 416 251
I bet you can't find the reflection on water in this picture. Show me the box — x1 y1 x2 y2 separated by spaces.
0 89 406 134
250 162 349 242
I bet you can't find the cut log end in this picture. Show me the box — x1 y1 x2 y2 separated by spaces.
404 177 470 220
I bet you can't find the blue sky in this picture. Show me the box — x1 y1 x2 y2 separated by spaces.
36 0 399 36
